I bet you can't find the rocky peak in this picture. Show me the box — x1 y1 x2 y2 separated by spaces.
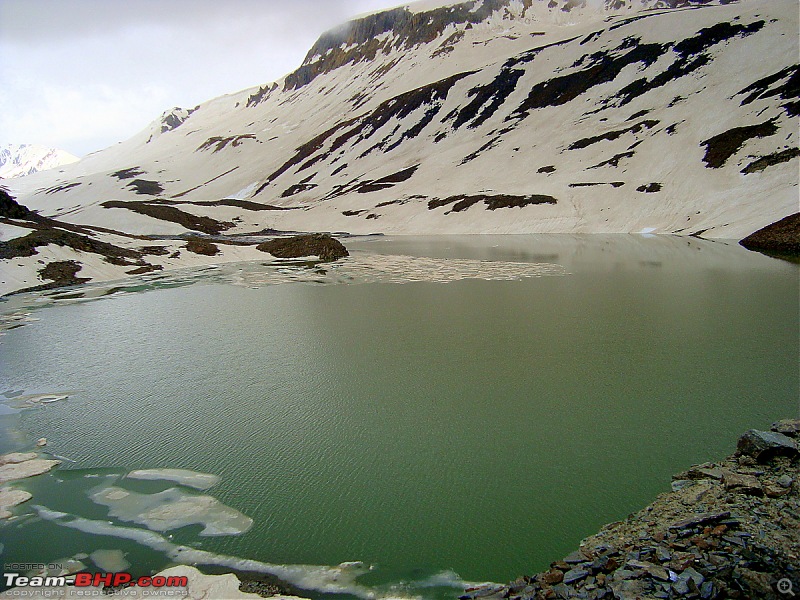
150 106 198 139
283 0 730 90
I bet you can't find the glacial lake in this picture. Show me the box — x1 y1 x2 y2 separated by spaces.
1 234 798 599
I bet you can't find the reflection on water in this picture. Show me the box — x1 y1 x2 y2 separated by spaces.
3 247 568 315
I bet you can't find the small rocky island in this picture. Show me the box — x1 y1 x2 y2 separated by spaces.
465 420 799 600
256 233 349 262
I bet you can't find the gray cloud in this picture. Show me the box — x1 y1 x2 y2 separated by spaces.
0 0 400 43
0 0 405 155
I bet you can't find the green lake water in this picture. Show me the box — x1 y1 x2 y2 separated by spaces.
0 234 798 598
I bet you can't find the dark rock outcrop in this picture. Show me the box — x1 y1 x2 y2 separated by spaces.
126 179 165 196
700 119 779 169
111 167 145 180
428 193 557 213
739 213 800 261
284 1 528 91
772 419 800 438
256 234 349 262
741 148 800 174
737 429 798 462
197 134 258 153
0 188 32 219
636 182 662 193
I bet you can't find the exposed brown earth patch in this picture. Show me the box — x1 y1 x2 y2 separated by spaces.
185 239 220 256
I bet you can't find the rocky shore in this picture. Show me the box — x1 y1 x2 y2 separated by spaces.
739 213 800 262
465 420 799 600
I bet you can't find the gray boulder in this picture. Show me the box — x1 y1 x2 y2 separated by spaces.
736 429 797 462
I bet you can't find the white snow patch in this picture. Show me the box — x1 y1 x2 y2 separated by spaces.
225 181 259 200
0 223 34 241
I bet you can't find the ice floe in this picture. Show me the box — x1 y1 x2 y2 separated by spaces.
0 452 60 484
0 311 39 335
89 548 130 572
126 468 220 490
0 488 32 519
34 506 416 599
3 392 70 409
89 485 253 536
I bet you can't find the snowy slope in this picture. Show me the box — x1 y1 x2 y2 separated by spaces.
1 0 798 293
0 144 79 179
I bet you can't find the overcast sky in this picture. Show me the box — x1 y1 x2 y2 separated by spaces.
0 0 407 157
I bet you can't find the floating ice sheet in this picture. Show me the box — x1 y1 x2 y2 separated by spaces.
0 456 60 484
89 548 130 572
35 506 437 599
0 488 32 518
126 468 220 490
3 393 69 409
224 253 567 288
0 311 39 335
89 486 253 536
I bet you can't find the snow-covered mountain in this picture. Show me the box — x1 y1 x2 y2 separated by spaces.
1 0 798 294
0 144 79 179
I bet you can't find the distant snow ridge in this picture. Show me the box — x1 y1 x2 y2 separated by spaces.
0 144 79 179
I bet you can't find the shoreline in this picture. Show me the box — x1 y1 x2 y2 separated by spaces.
468 421 799 600
4 187 799 297
2 230 795 301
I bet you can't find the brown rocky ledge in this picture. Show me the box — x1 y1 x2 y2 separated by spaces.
465 420 799 600
739 213 800 262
